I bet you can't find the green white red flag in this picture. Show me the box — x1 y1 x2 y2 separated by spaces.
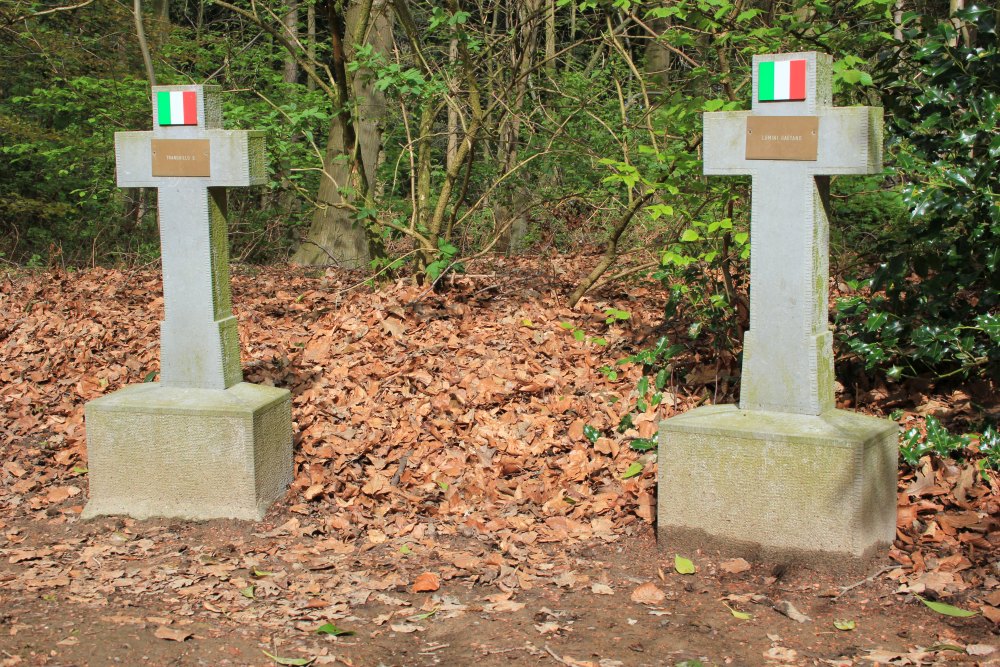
757 60 807 102
156 90 198 126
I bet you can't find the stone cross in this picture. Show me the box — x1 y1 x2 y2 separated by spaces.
114 85 266 390
703 52 882 415
657 53 894 559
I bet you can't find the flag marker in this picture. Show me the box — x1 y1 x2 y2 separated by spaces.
758 60 807 102
157 90 199 126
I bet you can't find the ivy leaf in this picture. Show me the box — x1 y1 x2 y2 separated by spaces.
629 438 657 452
916 596 978 618
582 424 601 444
674 555 695 575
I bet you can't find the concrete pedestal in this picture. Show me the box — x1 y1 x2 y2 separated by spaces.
83 382 293 521
657 405 897 559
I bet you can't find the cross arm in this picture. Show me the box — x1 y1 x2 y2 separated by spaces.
115 130 267 188
704 107 883 176
703 111 754 176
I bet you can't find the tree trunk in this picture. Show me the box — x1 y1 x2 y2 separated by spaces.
283 0 299 83
545 0 555 74
644 14 671 94
306 3 316 90
291 0 389 267
292 119 370 267
496 0 539 254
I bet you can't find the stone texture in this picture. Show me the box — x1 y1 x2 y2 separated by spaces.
657 405 898 558
83 383 292 521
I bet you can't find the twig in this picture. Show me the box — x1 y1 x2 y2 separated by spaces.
833 564 896 600
544 645 574 666
390 452 411 487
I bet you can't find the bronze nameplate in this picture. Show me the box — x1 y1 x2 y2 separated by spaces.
151 139 211 177
745 116 818 161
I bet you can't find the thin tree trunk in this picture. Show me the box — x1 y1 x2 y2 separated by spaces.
133 0 156 85
447 38 459 170
307 3 316 90
545 0 555 73
283 0 299 83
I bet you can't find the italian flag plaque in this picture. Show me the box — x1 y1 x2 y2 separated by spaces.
157 90 198 126
758 60 807 102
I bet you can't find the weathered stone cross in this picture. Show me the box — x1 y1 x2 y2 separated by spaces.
703 52 882 415
657 52 896 559
84 85 291 522
114 85 266 389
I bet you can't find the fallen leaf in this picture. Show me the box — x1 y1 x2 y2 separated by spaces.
154 626 192 642
390 623 422 633
621 461 643 479
773 600 811 623
630 582 665 605
916 595 978 618
591 583 614 595
966 644 996 656
674 555 695 575
833 619 856 631
982 605 1000 624
719 558 751 574
412 572 440 593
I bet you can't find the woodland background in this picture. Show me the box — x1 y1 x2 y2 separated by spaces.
1 2 999 663
0 0 997 414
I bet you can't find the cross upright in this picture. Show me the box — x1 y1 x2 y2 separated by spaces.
703 52 883 415
115 85 266 390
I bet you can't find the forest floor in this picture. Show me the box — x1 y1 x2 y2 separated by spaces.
1 258 998 667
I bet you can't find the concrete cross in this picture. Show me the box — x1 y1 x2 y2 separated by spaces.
114 85 266 390
703 52 882 415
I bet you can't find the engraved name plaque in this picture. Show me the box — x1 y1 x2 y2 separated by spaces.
745 116 818 161
151 139 211 177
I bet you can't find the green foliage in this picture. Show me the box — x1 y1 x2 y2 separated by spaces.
898 416 970 467
836 6 1000 382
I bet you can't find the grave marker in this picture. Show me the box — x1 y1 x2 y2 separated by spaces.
657 53 898 559
83 85 293 521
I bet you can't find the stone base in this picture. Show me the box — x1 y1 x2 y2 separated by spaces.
83 382 293 521
657 405 898 559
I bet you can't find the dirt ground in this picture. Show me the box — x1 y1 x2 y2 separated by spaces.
1 262 998 666
0 515 997 666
